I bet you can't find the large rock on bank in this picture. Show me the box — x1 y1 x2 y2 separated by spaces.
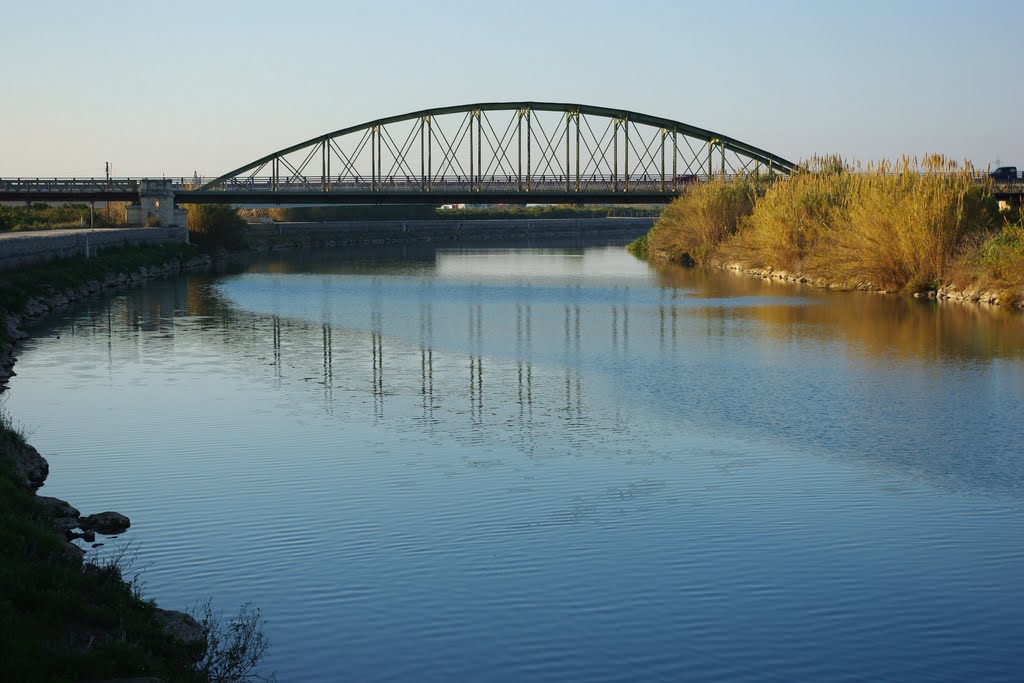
155 608 208 662
13 442 48 489
80 511 131 535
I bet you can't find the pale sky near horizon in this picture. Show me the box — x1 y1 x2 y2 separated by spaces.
1 0 1021 177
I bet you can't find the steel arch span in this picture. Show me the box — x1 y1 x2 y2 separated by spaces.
190 102 799 205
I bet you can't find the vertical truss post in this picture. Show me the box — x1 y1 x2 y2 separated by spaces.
469 111 474 191
526 107 532 192
371 125 377 192
326 140 332 191
476 111 482 192
575 111 580 192
660 129 666 192
377 125 383 189
613 119 619 192
420 118 425 192
624 118 630 193
272 157 278 191
707 140 714 180
427 117 433 191
720 141 726 179
321 140 327 192
672 130 678 192
565 112 571 192
517 110 523 192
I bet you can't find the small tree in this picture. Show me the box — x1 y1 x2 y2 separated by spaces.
192 600 275 682
186 204 246 250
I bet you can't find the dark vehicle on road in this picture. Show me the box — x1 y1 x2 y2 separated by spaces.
990 166 1020 180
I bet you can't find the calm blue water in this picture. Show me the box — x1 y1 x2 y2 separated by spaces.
5 239 1024 681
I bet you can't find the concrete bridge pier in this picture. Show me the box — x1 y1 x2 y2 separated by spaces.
126 179 189 228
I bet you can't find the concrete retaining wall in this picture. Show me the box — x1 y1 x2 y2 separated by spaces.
0 227 189 272
244 217 655 246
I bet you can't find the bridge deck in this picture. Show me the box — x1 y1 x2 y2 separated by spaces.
2 175 1022 205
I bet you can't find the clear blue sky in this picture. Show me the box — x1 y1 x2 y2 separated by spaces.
1 0 1021 177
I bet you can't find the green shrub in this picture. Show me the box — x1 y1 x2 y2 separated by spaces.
626 232 649 259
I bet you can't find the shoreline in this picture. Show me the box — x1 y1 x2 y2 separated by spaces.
712 259 1019 308
1 250 212 388
643 248 1023 310
0 247 215 680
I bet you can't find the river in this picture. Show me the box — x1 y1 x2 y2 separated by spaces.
4 237 1023 681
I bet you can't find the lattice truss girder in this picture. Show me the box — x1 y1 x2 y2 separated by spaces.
204 103 795 193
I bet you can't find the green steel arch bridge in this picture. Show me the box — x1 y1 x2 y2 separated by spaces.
182 101 800 205
0 102 799 211
4 102 1021 216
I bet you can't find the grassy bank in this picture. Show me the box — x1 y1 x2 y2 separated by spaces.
631 157 1022 304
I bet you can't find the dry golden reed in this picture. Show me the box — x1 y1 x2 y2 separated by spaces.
647 178 758 264
724 155 852 272
818 156 999 291
643 155 1013 296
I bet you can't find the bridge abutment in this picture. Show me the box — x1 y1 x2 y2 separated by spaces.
126 179 188 228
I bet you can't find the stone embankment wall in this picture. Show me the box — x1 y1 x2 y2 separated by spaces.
0 226 189 272
0 252 212 389
245 217 655 248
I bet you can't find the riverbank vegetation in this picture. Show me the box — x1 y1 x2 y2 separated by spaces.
185 204 247 250
0 202 129 231
631 156 1022 304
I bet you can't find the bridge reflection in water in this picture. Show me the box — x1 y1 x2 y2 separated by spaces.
44 250 1023 497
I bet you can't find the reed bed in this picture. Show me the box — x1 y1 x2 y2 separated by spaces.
637 155 1020 300
819 157 998 291
725 156 852 272
645 177 760 264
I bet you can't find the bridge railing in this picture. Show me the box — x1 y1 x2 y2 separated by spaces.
0 178 140 194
